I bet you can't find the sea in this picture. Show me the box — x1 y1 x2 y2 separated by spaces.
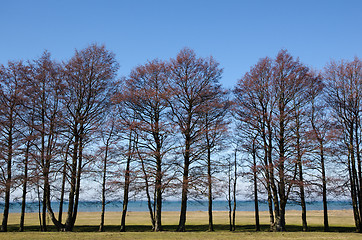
0 200 352 213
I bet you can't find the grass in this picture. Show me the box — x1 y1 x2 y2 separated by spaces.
0 210 360 239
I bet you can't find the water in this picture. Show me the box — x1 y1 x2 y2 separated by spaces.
0 200 352 213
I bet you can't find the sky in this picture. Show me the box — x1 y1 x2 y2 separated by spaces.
1 0 362 88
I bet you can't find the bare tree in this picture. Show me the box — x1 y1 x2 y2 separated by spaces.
119 126 135 232
234 57 276 230
308 79 331 232
324 58 362 232
234 50 317 231
167 48 223 232
121 60 172 231
98 115 116 232
0 61 24 232
201 85 229 231
17 94 36 232
27 52 65 231
37 44 119 231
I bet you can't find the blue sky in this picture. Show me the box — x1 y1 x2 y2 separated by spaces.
1 0 361 88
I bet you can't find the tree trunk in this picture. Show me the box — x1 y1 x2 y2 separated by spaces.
298 157 307 231
267 120 280 231
275 102 286 232
45 165 66 231
58 143 70 224
348 148 361 232
176 137 190 232
19 141 30 232
355 123 362 232
1 117 13 232
99 137 110 232
295 114 308 231
37 184 42 230
58 162 67 224
252 139 260 231
262 129 274 230
278 202 286 231
71 132 84 230
120 131 133 232
320 142 329 232
65 127 79 231
154 154 162 232
40 94 47 232
0 151 11 232
228 159 232 231
232 149 237 231
154 117 163 232
176 161 189 232
207 134 213 232
138 146 155 230
348 127 362 232
42 182 47 231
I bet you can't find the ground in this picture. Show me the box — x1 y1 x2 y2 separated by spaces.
0 210 359 239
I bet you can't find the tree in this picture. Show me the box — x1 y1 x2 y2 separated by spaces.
43 44 118 231
234 57 276 230
167 48 223 232
0 61 24 232
251 134 260 231
98 114 116 232
307 79 331 231
119 126 135 232
17 78 36 232
200 82 229 232
121 59 172 231
234 50 317 231
270 50 316 231
23 51 65 232
324 58 362 232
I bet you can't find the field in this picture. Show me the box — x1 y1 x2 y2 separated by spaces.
0 210 360 239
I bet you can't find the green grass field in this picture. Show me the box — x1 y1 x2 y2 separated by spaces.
0 210 360 239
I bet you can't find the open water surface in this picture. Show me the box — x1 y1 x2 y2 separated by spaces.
0 200 352 213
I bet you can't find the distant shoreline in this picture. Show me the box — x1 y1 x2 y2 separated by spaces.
5 209 354 214
1 200 352 213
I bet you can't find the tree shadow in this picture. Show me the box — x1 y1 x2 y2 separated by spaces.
6 223 357 233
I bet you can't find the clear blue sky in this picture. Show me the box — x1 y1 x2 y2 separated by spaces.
1 0 361 88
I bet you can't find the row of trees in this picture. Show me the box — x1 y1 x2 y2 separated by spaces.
0 45 361 233
234 51 362 232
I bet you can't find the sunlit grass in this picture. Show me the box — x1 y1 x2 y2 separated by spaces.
0 210 359 239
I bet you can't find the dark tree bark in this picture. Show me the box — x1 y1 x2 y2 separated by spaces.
37 183 42 230
120 130 133 232
137 139 156 230
309 82 329 232
177 138 190 232
233 56 276 231
234 50 315 232
324 58 362 232
99 127 112 232
203 93 229 232
19 140 31 232
228 158 232 231
252 137 260 232
118 59 171 232
207 140 214 232
0 62 23 232
1 120 13 232
58 142 70 224
320 143 329 231
167 48 222 232
295 107 308 231
232 149 237 231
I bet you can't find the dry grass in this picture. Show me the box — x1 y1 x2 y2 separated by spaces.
0 210 359 240
5 209 355 227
